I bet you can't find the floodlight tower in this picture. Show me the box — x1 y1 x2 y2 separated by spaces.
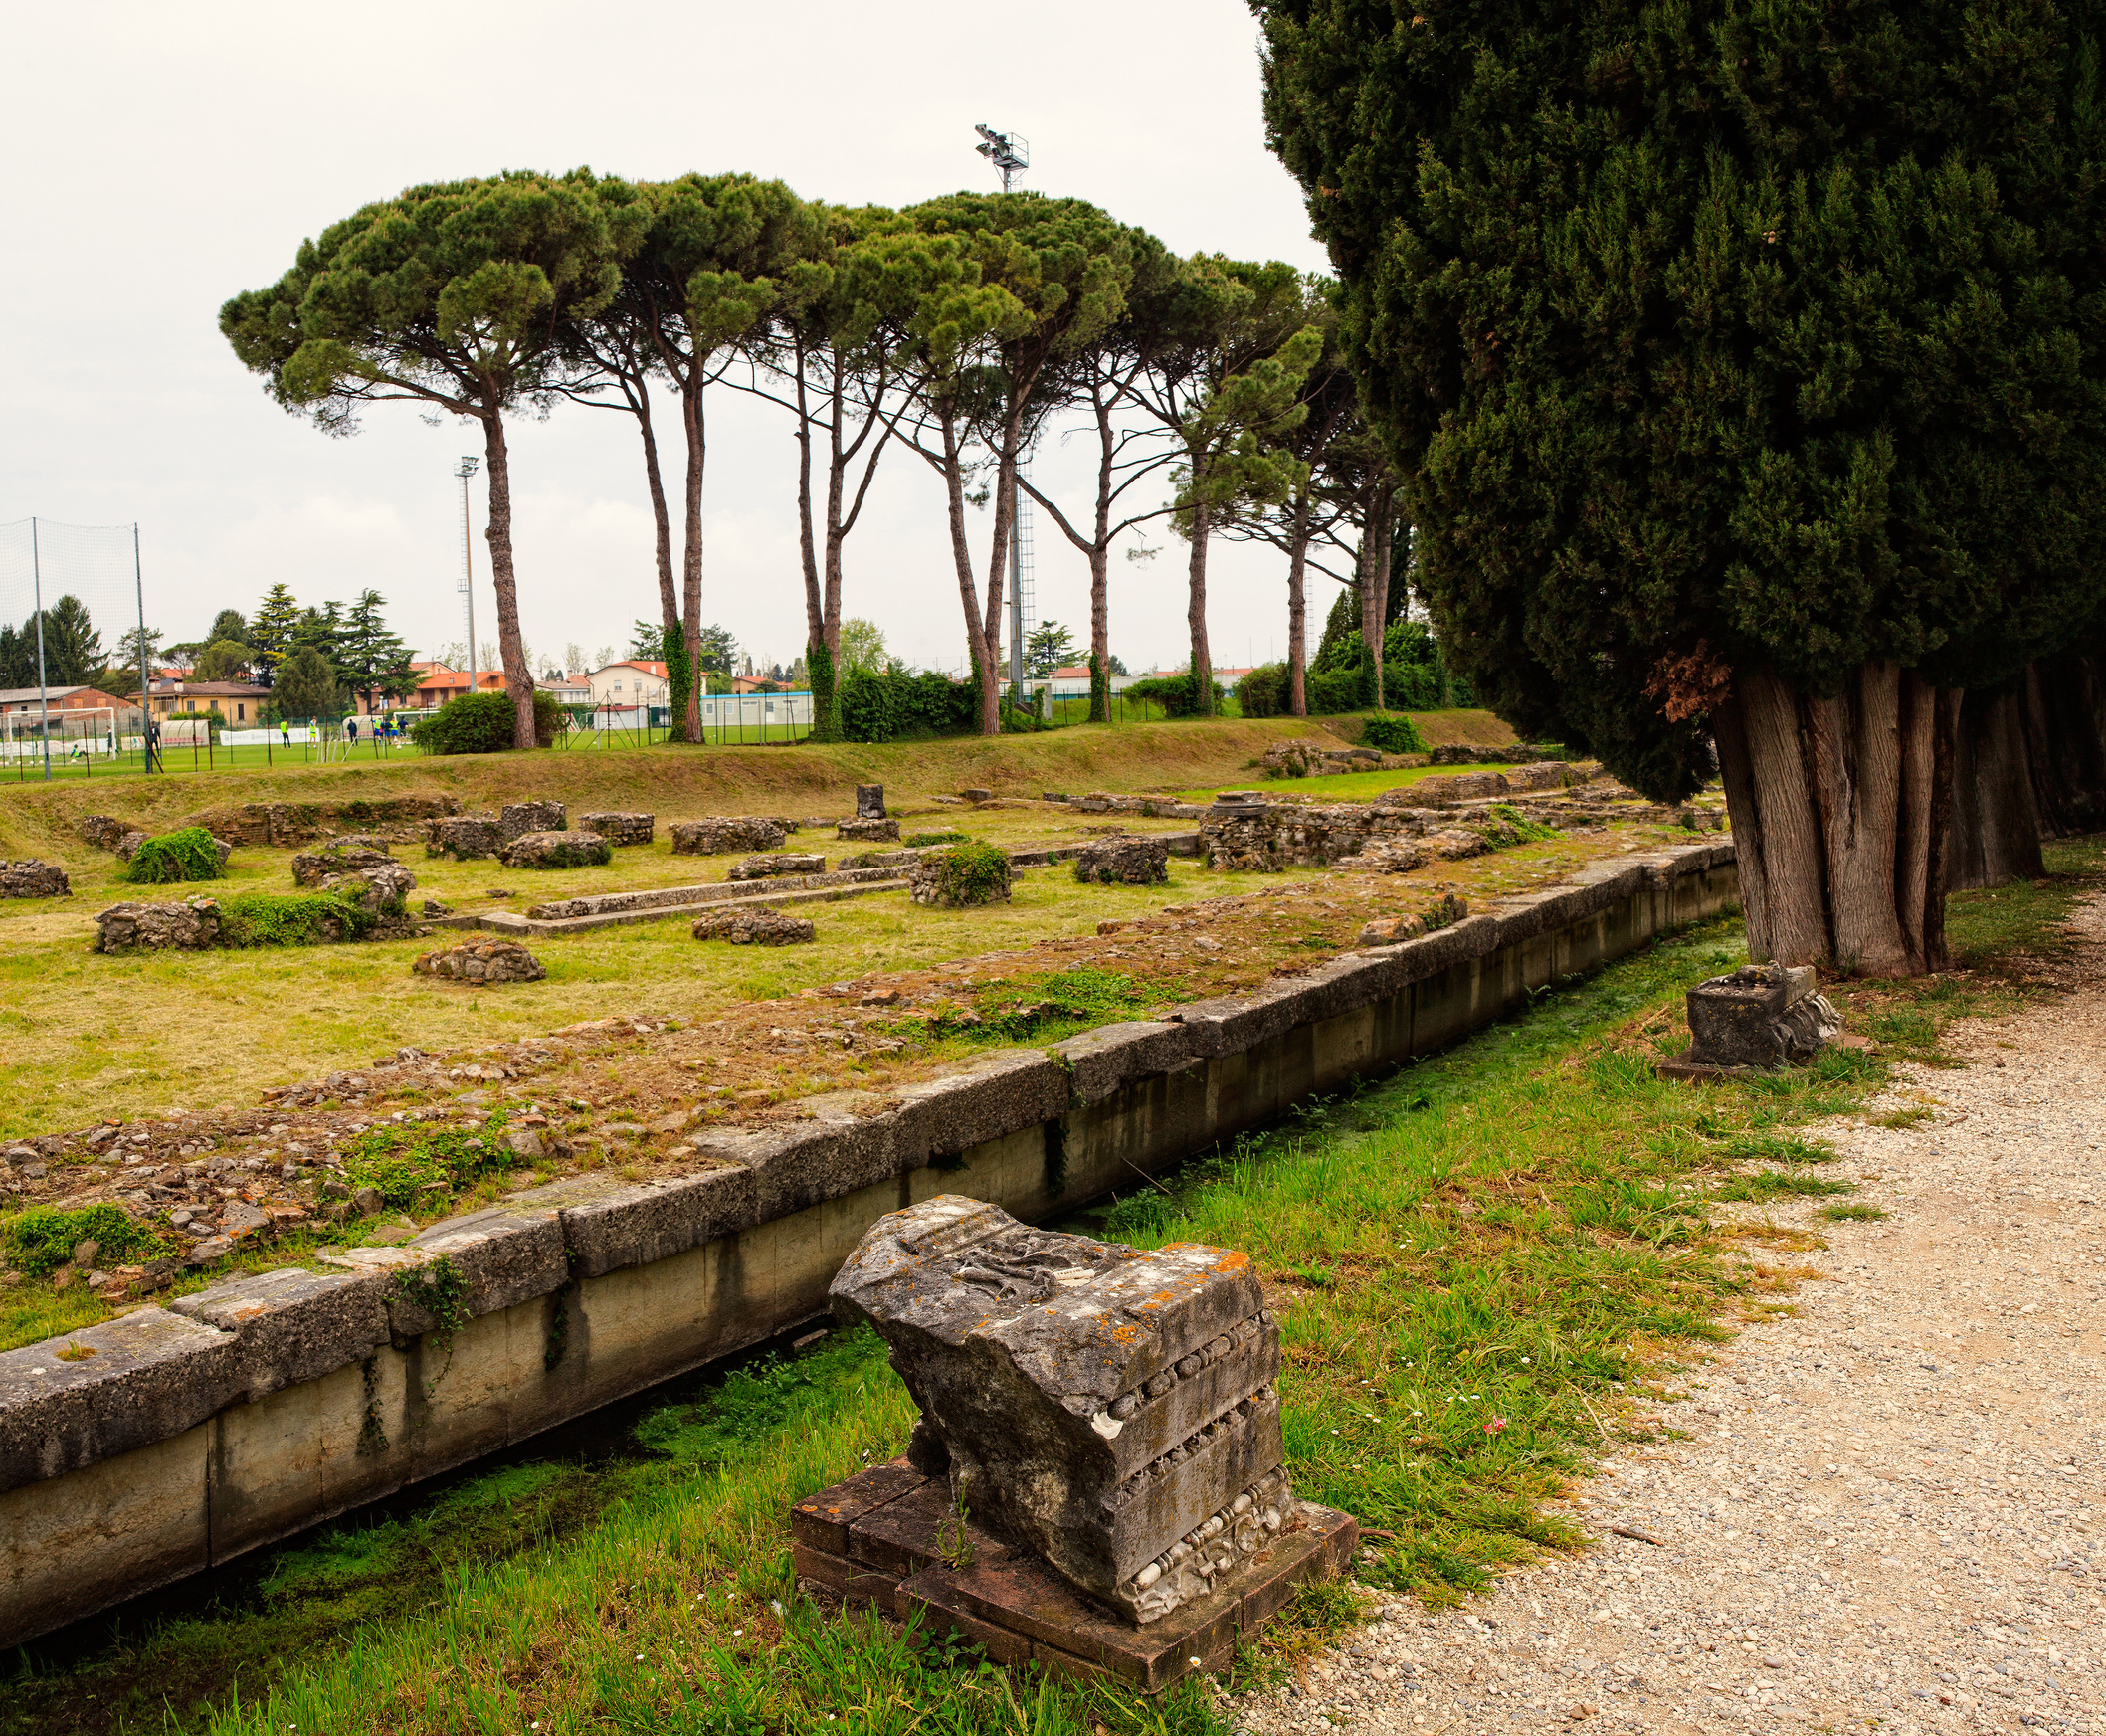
974 124 1035 697
974 122 1028 193
455 456 480 699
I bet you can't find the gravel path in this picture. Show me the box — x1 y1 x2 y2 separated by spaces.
1235 899 2106 1734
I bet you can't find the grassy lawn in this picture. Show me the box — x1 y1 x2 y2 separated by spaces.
12 840 2091 1736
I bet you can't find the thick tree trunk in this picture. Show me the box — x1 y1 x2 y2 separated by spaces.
2020 650 2106 837
1715 663 1958 976
1187 497 1213 714
479 410 537 752
980 431 1017 733
1949 688 2046 890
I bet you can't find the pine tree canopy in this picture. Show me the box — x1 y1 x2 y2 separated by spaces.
1251 0 2106 799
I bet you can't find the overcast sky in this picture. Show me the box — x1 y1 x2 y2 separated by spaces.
1 1 1332 680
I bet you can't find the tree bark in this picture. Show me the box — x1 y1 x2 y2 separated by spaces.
2020 650 2106 837
935 407 1001 734
1360 482 1394 710
678 379 705 742
980 418 1018 733
1286 489 1310 718
1715 663 1958 976
478 409 537 752
1948 687 2046 889
1187 496 1213 714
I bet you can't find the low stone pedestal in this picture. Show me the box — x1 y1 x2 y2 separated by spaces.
1657 962 1842 1081
729 851 826 880
791 1458 1355 1692
838 817 900 843
670 816 787 856
579 811 654 846
500 800 565 842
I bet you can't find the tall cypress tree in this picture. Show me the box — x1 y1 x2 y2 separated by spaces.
1252 0 2106 974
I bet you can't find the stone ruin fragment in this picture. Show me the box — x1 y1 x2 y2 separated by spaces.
829 1196 1296 1625
1659 962 1842 1079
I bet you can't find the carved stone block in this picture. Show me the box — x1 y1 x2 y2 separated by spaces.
828 1196 1289 1624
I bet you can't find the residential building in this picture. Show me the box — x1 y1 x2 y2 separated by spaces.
0 684 132 717
135 679 272 724
585 661 670 710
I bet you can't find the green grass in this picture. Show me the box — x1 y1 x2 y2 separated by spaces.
1818 1203 1889 1222
10 840 2095 1736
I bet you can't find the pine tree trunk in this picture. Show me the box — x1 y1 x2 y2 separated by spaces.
1361 484 1393 710
1714 663 1958 976
977 418 1019 736
1187 496 1213 715
478 410 538 752
1088 545 1111 723
936 410 1000 734
1287 494 1310 718
1949 689 2046 889
679 384 705 743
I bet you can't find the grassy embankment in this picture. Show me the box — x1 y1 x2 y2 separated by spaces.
0 711 1517 861
11 838 2094 1736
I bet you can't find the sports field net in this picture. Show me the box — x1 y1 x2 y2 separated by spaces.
0 518 153 780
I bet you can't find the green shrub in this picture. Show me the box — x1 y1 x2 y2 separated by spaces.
921 839 1011 906
1479 803 1562 845
2 1203 169 1279
1123 673 1225 717
1361 712 1429 754
123 826 226 884
410 689 570 755
838 667 977 743
1236 663 1289 718
904 830 970 849
219 889 387 946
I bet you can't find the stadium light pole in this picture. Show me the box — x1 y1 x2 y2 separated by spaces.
973 124 1032 698
456 457 480 703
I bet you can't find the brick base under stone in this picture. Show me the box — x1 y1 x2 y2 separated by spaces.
788 1459 1356 1693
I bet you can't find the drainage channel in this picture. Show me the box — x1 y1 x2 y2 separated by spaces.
5 1308 835 1732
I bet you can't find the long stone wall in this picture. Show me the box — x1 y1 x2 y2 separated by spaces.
0 840 1738 1646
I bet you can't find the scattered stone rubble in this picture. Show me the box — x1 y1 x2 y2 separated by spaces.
830 1198 1295 1624
577 811 654 846
498 830 610 869
424 815 503 861
500 800 566 841
1071 791 1211 819
0 860 69 898
92 896 223 952
729 851 825 880
670 816 787 855
1073 836 1171 886
691 906 815 945
1258 738 1408 778
317 863 422 937
1355 893 1469 945
290 835 396 886
412 938 547 984
185 795 460 847
76 815 132 852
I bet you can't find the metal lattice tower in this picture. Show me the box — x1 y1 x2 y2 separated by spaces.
1007 463 1037 691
